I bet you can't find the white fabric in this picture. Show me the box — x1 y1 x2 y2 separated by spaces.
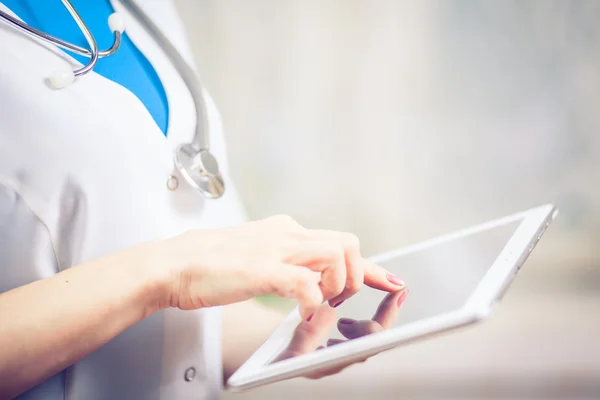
0 1 247 399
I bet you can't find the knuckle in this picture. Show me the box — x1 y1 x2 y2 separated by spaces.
324 272 345 297
273 214 299 226
262 272 284 296
344 233 360 250
295 272 319 298
334 275 346 294
271 215 307 236
347 233 360 247
328 243 345 263
346 278 362 295
295 274 310 291
323 267 346 297
291 277 308 298
309 289 324 306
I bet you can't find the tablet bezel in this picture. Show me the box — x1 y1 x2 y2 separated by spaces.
227 204 557 391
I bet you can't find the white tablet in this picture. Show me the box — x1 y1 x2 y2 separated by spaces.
227 204 558 391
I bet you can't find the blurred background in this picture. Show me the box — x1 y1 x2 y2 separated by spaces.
174 0 599 398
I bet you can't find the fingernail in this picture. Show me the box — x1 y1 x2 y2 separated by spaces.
338 318 355 325
397 290 409 307
306 313 314 322
333 301 344 308
386 273 405 287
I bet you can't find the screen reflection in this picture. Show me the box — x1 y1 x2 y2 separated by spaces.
270 220 521 365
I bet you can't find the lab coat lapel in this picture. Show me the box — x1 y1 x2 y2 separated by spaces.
109 0 197 151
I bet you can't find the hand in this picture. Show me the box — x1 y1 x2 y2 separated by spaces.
272 289 408 379
156 215 405 318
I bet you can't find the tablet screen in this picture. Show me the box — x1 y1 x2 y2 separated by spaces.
269 219 522 364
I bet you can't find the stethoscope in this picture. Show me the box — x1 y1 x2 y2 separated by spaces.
0 0 225 199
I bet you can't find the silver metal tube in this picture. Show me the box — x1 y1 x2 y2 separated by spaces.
119 0 210 150
61 0 98 76
0 8 121 58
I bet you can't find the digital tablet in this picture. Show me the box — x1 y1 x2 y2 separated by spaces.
227 204 558 391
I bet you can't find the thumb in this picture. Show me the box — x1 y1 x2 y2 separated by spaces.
273 305 336 363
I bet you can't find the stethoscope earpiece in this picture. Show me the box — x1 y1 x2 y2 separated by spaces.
0 1 225 199
49 70 75 89
108 13 125 34
46 11 125 89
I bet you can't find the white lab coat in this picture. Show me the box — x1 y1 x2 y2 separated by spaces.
0 1 247 399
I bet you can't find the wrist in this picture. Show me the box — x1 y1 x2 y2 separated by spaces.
119 240 179 316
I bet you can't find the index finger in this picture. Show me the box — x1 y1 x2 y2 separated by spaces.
362 258 405 292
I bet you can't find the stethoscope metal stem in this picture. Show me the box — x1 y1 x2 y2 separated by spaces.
0 3 121 59
119 0 210 151
60 0 99 77
0 0 225 199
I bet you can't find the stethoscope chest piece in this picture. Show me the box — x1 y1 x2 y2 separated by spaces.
0 0 227 200
174 143 225 199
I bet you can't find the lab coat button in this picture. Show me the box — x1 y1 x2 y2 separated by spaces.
184 367 196 382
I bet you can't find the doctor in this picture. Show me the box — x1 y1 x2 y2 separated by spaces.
0 1 406 399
